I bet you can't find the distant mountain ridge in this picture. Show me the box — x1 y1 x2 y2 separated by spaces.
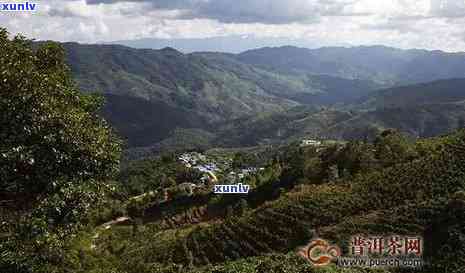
238 45 465 85
106 35 321 54
63 42 382 147
60 42 465 150
214 78 465 145
355 78 465 110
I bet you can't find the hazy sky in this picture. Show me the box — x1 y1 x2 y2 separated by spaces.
2 0 465 51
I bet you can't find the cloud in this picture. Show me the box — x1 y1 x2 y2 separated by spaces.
362 18 418 33
2 0 465 52
47 6 90 18
82 0 366 24
430 0 465 18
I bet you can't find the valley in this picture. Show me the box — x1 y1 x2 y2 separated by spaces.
59 43 465 158
3 28 465 273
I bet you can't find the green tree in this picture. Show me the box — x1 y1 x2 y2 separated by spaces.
337 141 375 178
0 29 121 272
0 29 121 201
374 129 416 167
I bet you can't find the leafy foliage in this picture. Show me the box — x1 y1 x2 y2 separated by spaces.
0 28 121 273
119 155 202 195
0 30 121 199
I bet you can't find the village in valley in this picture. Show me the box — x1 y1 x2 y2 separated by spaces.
176 151 264 194
125 138 328 212
174 139 324 195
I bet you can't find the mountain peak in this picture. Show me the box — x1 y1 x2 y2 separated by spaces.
160 47 182 54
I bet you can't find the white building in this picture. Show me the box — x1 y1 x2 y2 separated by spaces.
300 139 322 147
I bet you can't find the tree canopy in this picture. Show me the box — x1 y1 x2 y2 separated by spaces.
0 29 121 203
0 28 121 273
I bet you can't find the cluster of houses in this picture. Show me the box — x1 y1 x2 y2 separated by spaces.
178 152 221 185
178 152 207 168
226 167 264 182
162 139 329 200
300 139 322 147
176 152 266 194
193 163 219 174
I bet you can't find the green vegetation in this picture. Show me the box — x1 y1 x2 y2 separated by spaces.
237 45 465 85
70 129 465 273
119 155 202 195
62 42 384 150
58 41 465 154
0 29 121 273
3 29 465 273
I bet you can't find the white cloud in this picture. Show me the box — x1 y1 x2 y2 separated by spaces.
1 0 465 51
431 0 465 17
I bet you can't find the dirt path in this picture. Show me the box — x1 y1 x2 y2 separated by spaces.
90 216 131 249
101 216 131 230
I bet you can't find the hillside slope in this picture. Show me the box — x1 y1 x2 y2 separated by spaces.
355 78 465 110
64 43 380 121
222 78 465 145
325 104 465 140
63 43 382 147
86 130 465 273
61 43 465 149
238 46 465 85
100 94 209 147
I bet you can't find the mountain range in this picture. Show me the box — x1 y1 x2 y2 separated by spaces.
238 46 465 85
61 43 465 151
107 35 323 54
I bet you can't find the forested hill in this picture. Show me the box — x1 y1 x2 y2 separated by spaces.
61 42 465 149
63 42 379 122
355 78 465 110
238 45 465 85
215 79 465 146
61 42 380 147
